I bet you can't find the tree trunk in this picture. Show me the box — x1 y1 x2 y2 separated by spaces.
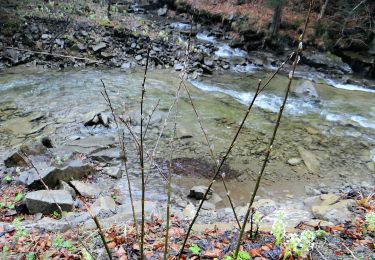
318 0 329 21
270 2 283 37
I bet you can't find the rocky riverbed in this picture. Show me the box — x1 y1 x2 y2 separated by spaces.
0 1 375 259
0 67 374 234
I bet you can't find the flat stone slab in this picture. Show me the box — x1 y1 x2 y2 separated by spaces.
19 160 94 189
70 180 101 198
25 190 74 214
84 201 156 229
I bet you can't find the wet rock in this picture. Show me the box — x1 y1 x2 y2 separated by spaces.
19 160 93 189
174 63 183 71
301 51 352 74
189 186 212 200
41 137 53 148
62 135 116 155
103 166 122 179
252 199 278 215
3 49 20 65
305 185 321 196
202 201 215 210
57 180 76 197
70 180 101 198
73 43 86 52
91 196 116 215
41 34 51 40
312 200 355 224
157 6 167 16
84 113 110 127
183 203 196 219
203 57 214 67
4 152 28 167
304 219 335 229
92 42 107 53
209 193 223 205
91 148 121 162
25 190 74 214
100 51 114 59
84 201 156 229
24 212 90 232
308 194 356 224
287 158 302 166
298 147 320 174
121 62 131 70
291 80 320 102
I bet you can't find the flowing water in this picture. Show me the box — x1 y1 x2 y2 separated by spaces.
1 65 374 224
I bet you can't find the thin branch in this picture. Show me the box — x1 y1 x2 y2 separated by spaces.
163 84 181 260
100 79 138 240
178 80 262 257
180 79 241 228
143 99 160 139
139 45 151 260
233 1 314 258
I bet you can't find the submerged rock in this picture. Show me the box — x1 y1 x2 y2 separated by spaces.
287 157 302 166
298 147 320 174
84 113 110 128
25 190 74 214
189 186 212 200
291 80 320 102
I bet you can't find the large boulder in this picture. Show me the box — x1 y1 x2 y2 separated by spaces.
292 81 320 102
25 190 74 214
19 160 94 189
301 52 352 74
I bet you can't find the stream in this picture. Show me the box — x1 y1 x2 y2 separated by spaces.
1 60 374 226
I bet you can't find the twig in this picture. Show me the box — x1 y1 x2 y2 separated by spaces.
100 79 138 240
2 46 104 64
180 79 241 229
342 243 359 260
82 199 113 260
178 79 262 257
233 1 313 258
143 99 160 139
163 84 181 260
139 45 151 260
314 246 328 260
